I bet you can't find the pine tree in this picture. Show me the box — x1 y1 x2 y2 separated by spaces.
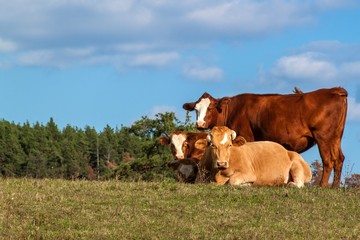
61 125 88 179
84 126 99 179
0 120 26 176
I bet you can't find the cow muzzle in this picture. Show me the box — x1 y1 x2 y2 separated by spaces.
175 154 184 160
196 120 207 129
216 161 229 169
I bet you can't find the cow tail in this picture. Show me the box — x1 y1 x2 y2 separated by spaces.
331 87 348 138
338 88 348 137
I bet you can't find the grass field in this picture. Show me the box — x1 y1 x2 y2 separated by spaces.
0 178 359 239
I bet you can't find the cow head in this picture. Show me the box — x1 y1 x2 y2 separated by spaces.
159 131 189 160
206 126 246 169
183 93 230 129
167 158 198 183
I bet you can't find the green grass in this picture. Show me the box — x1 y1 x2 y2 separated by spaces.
1 179 359 239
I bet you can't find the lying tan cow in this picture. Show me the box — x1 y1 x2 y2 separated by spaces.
159 131 208 183
196 126 312 187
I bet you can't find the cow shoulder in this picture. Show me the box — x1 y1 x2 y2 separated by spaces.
217 97 231 113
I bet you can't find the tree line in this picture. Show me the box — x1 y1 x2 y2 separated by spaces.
0 112 359 187
0 112 196 181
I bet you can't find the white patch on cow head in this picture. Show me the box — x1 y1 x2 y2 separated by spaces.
171 134 186 159
220 133 228 145
194 98 210 126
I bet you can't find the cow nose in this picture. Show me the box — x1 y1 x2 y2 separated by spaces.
176 154 184 160
196 120 206 128
217 161 228 169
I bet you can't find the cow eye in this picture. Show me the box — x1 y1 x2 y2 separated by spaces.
183 142 189 148
210 143 217 149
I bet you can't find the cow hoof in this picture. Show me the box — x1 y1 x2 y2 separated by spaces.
287 182 298 188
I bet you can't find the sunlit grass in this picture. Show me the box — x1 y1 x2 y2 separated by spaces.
1 178 359 239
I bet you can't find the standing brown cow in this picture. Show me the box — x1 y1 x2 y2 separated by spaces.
183 87 348 187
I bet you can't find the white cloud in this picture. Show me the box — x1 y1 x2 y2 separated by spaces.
0 0 354 68
18 48 95 68
272 52 338 81
340 62 360 78
16 48 180 69
186 0 353 38
267 40 360 84
313 0 355 9
1 0 352 45
63 47 95 58
130 52 179 67
347 97 360 122
187 1 312 36
299 40 346 52
18 50 56 67
297 40 360 63
0 37 17 52
114 43 155 53
184 66 224 82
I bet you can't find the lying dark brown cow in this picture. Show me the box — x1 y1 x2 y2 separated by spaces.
196 126 312 187
183 87 347 187
159 131 208 183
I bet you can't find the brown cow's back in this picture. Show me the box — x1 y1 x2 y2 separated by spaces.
226 88 347 152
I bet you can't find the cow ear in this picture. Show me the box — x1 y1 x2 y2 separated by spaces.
194 139 208 150
167 160 180 170
202 92 212 98
233 136 247 146
186 134 197 142
159 137 170 145
217 97 231 113
206 134 211 143
230 130 237 140
183 102 196 111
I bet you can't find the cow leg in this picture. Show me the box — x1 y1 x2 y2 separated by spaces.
317 143 333 187
228 172 254 186
332 148 345 187
287 151 313 188
213 172 230 186
289 160 305 188
316 139 345 187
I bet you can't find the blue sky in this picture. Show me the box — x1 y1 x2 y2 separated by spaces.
1 0 360 176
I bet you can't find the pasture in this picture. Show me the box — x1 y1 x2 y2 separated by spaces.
1 178 359 239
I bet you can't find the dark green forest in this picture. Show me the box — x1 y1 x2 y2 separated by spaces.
0 112 196 181
0 112 359 187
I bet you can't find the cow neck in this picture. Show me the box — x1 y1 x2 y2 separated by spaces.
219 100 229 126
